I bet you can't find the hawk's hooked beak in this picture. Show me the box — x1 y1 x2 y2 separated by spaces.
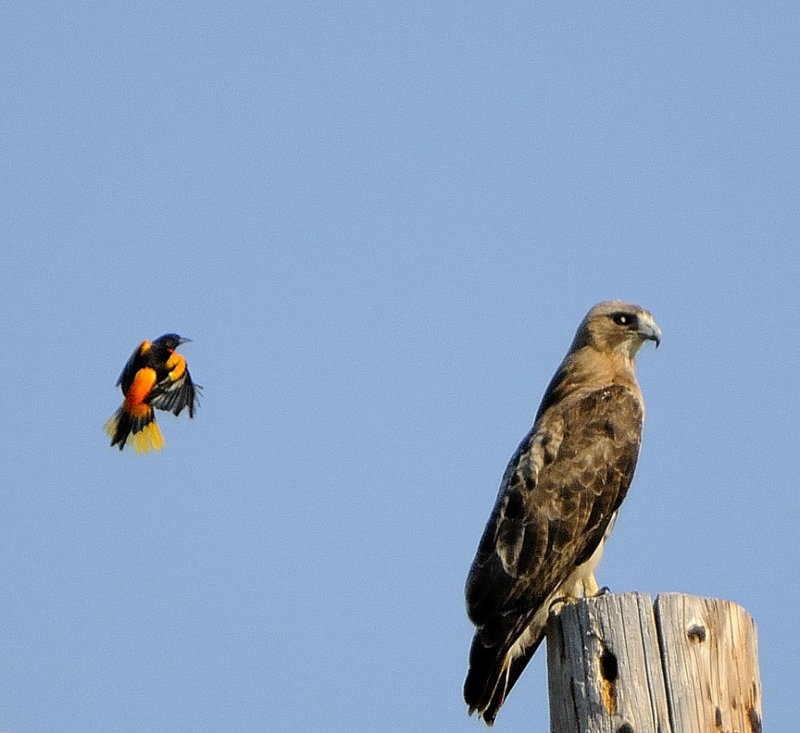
637 314 662 348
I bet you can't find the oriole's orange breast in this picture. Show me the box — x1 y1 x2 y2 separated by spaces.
124 367 157 415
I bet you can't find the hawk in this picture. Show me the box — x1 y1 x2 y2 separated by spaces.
464 300 661 725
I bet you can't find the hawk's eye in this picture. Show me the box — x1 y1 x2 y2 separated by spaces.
611 312 635 327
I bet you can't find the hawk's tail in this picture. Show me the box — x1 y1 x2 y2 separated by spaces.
104 405 165 453
464 623 545 726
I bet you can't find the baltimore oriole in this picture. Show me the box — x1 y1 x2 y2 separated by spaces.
105 334 200 452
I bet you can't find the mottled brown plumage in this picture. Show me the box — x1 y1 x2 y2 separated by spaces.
464 301 661 725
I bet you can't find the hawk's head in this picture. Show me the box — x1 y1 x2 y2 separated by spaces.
574 300 661 358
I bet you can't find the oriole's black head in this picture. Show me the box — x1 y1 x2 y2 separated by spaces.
152 333 191 351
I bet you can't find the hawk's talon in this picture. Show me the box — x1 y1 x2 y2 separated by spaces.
548 593 577 614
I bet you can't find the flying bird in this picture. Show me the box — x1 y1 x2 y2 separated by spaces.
464 301 661 725
105 334 200 453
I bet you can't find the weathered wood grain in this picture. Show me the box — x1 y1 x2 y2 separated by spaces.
655 593 762 733
546 592 761 733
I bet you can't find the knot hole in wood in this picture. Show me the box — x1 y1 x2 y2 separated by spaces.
599 646 618 714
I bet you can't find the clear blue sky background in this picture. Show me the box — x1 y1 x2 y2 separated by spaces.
2 4 798 731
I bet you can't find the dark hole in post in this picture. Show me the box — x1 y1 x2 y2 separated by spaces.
687 624 707 643
600 647 618 682
747 707 763 733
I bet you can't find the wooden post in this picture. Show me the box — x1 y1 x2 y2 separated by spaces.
546 592 762 733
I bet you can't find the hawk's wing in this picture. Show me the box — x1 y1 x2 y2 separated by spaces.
464 384 642 720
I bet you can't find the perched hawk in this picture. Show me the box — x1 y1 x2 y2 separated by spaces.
464 300 661 725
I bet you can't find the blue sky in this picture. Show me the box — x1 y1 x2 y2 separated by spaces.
2 3 798 731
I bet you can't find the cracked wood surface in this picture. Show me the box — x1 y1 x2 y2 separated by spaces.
546 592 762 733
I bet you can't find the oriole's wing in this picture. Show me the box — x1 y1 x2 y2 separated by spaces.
149 352 199 417
116 340 150 392
149 372 199 416
464 385 642 718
